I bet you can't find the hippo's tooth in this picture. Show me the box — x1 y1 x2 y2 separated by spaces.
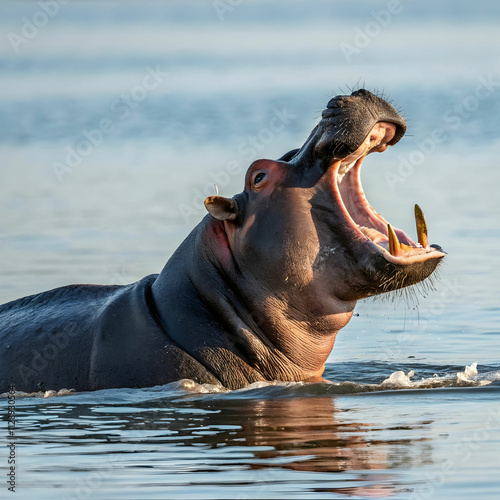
387 224 402 256
359 225 388 245
414 204 429 248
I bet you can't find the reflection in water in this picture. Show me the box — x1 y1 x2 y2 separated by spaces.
202 398 379 472
174 396 432 497
16 394 434 498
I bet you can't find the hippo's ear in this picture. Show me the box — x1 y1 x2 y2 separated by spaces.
204 196 239 221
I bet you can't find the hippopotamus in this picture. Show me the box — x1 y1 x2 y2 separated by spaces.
0 90 445 393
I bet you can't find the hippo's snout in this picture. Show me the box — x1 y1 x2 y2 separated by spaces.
324 89 406 145
306 89 407 164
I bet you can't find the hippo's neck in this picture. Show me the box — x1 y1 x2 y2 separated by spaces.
151 217 355 388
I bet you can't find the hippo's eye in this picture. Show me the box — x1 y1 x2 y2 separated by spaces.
254 172 266 185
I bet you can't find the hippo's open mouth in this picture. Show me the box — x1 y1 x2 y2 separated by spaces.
332 122 446 265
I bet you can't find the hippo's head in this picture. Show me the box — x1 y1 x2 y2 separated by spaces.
205 90 445 310
196 89 448 383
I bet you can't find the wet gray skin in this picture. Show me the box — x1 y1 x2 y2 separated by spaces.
0 90 445 392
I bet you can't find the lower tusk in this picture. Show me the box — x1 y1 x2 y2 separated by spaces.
415 204 429 248
387 223 402 256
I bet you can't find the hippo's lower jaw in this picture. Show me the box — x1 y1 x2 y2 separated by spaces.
334 156 445 264
323 121 446 296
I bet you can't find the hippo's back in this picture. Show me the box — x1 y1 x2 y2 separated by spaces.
0 283 123 393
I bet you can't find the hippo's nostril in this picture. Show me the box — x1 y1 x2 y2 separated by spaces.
326 98 344 109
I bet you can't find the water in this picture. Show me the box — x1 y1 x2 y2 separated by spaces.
1 1 500 498
5 363 500 499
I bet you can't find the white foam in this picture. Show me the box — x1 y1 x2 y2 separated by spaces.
380 363 492 390
0 388 77 398
457 362 478 382
382 369 415 387
175 379 228 394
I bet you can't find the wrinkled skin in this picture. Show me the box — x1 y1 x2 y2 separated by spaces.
0 90 445 393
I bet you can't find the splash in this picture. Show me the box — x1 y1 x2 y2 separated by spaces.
457 362 478 382
180 363 498 397
2 363 498 399
0 388 77 399
380 362 492 390
381 369 415 387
